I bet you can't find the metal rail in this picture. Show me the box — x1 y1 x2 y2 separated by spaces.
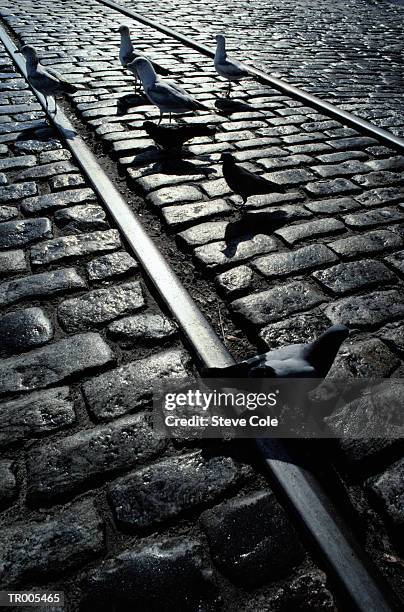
0 20 396 612
97 0 404 154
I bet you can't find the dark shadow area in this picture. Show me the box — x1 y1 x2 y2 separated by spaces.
224 209 290 243
117 92 150 115
215 97 255 114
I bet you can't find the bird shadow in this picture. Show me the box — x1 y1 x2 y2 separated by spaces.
215 97 255 115
222 209 290 258
152 157 217 178
116 93 151 115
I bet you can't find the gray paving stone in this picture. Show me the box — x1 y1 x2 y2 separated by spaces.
275 570 335 612
83 348 191 421
368 458 404 528
316 151 368 163
27 413 165 502
304 178 360 196
84 539 216 611
325 290 404 328
0 332 114 396
39 149 72 164
22 188 96 214
330 136 378 150
0 205 18 222
108 313 176 345
354 187 404 208
262 168 314 185
162 199 231 228
385 250 404 275
378 321 404 353
216 265 253 296
30 229 121 265
313 260 396 295
366 156 404 172
329 230 402 259
0 387 75 449
200 491 303 587
311 160 370 178
148 185 203 207
177 220 229 249
245 191 305 209
194 234 277 270
50 173 86 190
275 218 345 245
0 182 37 203
0 499 104 586
343 208 403 229
353 170 404 188
254 244 337 278
328 338 400 379
0 249 27 277
260 310 330 350
0 461 16 507
54 204 109 233
15 160 76 180
0 155 36 171
304 197 359 215
58 281 144 332
0 218 52 249
0 307 53 355
0 268 86 306
231 282 325 326
109 451 240 529
86 251 138 281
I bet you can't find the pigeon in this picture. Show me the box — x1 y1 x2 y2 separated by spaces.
143 120 217 150
15 45 82 114
118 25 169 94
133 57 212 124
221 152 280 208
203 325 349 379
214 34 250 97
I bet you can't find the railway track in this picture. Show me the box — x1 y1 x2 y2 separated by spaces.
0 1 403 610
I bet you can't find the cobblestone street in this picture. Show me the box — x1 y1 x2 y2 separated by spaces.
0 0 403 609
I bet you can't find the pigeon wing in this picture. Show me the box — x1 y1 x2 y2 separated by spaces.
219 58 249 78
148 82 204 112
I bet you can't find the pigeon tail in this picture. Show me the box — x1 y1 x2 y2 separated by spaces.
306 324 349 378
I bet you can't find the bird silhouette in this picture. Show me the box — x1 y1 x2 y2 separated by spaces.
214 34 250 98
118 25 169 94
133 58 212 124
221 152 280 208
203 325 349 379
15 46 82 114
143 120 217 150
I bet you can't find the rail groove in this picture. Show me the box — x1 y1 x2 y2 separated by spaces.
0 16 397 612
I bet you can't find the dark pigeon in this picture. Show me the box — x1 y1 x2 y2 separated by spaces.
143 121 217 150
221 152 281 207
203 325 349 379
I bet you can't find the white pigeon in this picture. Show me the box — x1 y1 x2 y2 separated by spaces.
118 25 169 94
132 57 211 124
15 45 81 114
214 34 250 97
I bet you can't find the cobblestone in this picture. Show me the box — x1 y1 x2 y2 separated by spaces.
200 491 304 587
27 413 165 502
275 218 345 245
0 268 86 306
329 230 402 259
54 204 109 233
0 387 75 449
0 460 16 507
22 187 96 214
325 290 404 329
0 499 104 586
86 251 138 281
254 244 336 278
108 452 241 529
313 260 396 295
232 282 325 326
368 458 404 529
0 181 37 202
83 539 216 611
0 249 27 277
0 332 114 396
0 217 52 249
83 348 190 421
108 312 176 345
58 281 144 332
194 234 277 270
0 307 53 355
30 229 121 265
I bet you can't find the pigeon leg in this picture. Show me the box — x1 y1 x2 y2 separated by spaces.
158 111 164 125
45 95 48 111
169 113 172 124
53 97 57 116
226 80 232 98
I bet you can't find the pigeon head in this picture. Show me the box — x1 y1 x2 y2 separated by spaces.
215 34 225 45
132 57 157 87
118 25 130 35
221 152 235 164
15 45 38 62
306 324 349 378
